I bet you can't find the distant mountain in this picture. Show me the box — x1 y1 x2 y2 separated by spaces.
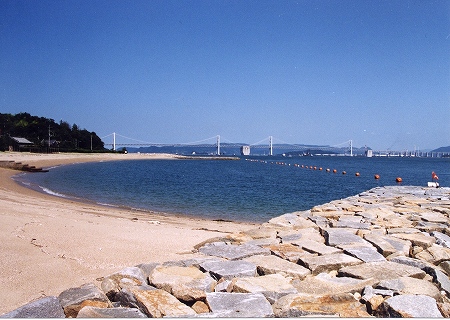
432 146 450 153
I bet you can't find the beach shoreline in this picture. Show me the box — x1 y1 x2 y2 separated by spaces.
0 152 256 315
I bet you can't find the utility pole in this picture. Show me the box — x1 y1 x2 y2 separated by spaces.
48 125 51 152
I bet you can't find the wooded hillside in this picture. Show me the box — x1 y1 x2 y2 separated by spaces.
0 112 105 152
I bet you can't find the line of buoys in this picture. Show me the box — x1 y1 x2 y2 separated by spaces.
245 159 405 183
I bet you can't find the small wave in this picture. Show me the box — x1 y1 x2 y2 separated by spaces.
39 186 69 198
97 202 118 208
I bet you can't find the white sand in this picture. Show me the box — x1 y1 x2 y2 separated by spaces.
0 152 256 314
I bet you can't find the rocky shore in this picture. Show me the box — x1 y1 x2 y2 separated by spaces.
2 185 450 318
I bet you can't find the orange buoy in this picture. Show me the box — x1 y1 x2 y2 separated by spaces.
333 169 337 173
355 172 360 176
313 166 317 170
374 174 380 180
396 177 403 183
342 171 347 175
319 167 323 171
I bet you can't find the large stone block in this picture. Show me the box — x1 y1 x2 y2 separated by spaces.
432 231 450 248
230 273 297 303
280 227 325 244
205 292 273 317
338 261 426 281
0 296 65 318
101 266 147 299
391 232 435 249
266 243 315 263
377 276 442 301
200 260 257 280
113 286 157 309
291 273 377 295
58 283 111 318
364 233 412 257
272 292 371 317
415 244 450 265
244 254 310 279
76 306 147 318
388 255 435 271
268 214 319 230
323 228 368 246
377 294 443 317
296 239 342 255
198 242 270 260
343 245 386 263
131 288 196 317
149 265 216 302
299 253 363 275
420 211 448 224
428 268 450 296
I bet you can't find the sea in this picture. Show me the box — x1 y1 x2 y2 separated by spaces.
16 155 449 223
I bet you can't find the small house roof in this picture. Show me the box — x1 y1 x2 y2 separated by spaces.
11 137 33 144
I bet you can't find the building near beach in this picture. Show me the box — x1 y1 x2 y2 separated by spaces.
9 137 34 152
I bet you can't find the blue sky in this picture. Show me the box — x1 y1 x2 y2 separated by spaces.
1 0 449 151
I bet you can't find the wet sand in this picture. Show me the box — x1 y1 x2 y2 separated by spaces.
0 152 256 315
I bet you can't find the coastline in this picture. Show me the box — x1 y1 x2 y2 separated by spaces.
0 152 256 315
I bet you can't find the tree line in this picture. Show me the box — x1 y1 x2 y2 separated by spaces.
0 112 106 152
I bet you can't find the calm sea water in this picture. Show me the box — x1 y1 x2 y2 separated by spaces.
18 156 449 223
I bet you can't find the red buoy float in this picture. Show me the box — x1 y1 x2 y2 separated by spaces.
396 177 403 183
333 169 337 173
374 174 380 180
355 172 360 176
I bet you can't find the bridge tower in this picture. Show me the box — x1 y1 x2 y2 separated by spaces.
113 132 116 151
217 135 220 155
350 140 353 157
269 136 273 156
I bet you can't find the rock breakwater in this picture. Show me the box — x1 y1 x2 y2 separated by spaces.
2 186 450 318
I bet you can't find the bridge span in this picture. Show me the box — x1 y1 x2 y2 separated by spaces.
101 132 449 158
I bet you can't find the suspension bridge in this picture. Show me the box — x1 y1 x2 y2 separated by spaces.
100 133 449 157
100 133 362 156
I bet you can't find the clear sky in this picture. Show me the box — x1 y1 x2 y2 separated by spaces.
1 0 449 151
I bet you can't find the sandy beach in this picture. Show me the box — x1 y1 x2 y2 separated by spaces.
0 152 256 315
